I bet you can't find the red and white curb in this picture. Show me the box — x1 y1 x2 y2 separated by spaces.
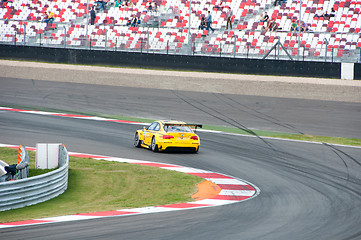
0 144 260 228
0 106 145 125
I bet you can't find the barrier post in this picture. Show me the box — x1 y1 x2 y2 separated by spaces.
23 23 26 46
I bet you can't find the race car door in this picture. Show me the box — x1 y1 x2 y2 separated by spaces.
143 122 160 146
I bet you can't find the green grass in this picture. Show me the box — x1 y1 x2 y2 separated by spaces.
0 148 202 223
2 103 361 147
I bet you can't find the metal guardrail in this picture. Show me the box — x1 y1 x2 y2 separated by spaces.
0 145 69 212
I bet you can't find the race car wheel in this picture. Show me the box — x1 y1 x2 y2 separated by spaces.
134 133 141 148
194 146 199 153
151 137 159 152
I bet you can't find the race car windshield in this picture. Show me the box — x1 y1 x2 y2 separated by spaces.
165 125 192 133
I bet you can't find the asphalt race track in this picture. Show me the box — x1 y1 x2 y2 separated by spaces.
0 78 361 240
1 77 361 139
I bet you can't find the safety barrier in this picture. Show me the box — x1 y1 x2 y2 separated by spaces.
0 145 69 211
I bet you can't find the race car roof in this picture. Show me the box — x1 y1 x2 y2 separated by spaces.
159 120 187 125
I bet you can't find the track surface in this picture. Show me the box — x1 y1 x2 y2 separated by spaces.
0 78 361 239
1 77 361 138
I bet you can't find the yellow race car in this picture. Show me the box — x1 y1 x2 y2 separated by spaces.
134 120 202 153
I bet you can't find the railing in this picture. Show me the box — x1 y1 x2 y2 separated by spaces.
1 19 360 63
0 145 69 212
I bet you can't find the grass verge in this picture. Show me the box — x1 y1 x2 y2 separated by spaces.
2 104 360 147
0 147 202 223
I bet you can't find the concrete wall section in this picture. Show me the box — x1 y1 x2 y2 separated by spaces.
0 44 352 79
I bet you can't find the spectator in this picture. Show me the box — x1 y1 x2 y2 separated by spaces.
198 16 206 30
131 17 138 27
95 0 107 10
260 12 269 22
300 20 308 32
290 20 298 31
262 19 271 32
226 7 233 30
214 1 224 11
114 0 122 8
325 8 336 18
90 6 96 25
147 2 153 12
126 18 132 26
270 19 278 32
0 164 17 182
278 0 286 6
314 7 325 18
44 11 55 25
205 10 215 33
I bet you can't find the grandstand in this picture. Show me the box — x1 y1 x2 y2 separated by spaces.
0 0 360 62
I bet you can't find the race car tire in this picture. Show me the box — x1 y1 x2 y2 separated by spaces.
194 146 199 153
134 133 141 148
151 137 159 152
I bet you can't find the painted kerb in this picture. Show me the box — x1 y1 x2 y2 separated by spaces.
0 145 69 212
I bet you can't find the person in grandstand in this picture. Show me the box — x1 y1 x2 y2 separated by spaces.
147 2 153 12
205 11 215 33
260 12 269 22
325 8 336 18
226 7 233 30
90 6 96 25
131 17 138 27
270 19 278 32
290 20 299 31
198 17 206 30
44 11 55 25
300 20 309 32
278 0 286 6
314 7 325 18
262 18 271 32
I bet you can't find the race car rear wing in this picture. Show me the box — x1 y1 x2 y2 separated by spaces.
164 123 202 129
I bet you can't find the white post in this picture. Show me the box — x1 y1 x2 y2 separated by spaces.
86 0 89 48
188 0 192 54
341 63 354 80
298 0 302 60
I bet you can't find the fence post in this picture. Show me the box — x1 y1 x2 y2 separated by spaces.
39 33 41 46
14 32 16 46
193 41 195 55
324 38 328 62
219 43 222 57
303 47 305 61
233 35 236 58
167 40 169 55
141 41 143 53
115 38 117 51
105 28 107 49
63 26 66 48
147 29 149 53
23 23 26 46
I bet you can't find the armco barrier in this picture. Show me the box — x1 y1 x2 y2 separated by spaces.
0 145 69 212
